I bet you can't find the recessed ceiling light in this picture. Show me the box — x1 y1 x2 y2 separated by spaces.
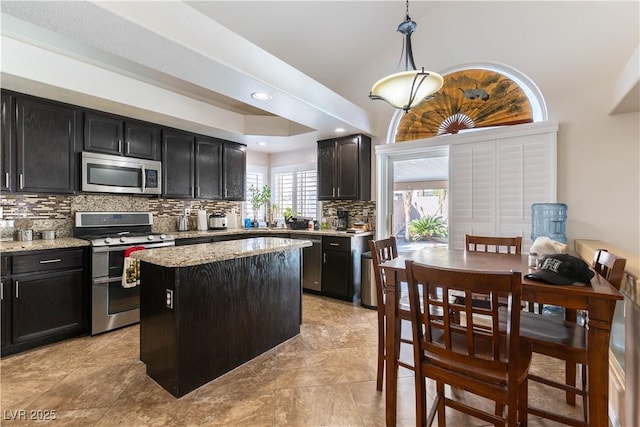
335 127 346 133
257 141 267 146
251 91 272 101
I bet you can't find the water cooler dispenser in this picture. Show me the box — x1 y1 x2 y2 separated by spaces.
531 203 567 243
531 202 568 318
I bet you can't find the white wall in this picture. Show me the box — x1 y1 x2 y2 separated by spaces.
342 1 639 255
270 148 316 167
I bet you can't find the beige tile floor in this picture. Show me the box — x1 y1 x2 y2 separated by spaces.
1 294 586 426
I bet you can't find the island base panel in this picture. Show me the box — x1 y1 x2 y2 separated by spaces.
140 249 302 397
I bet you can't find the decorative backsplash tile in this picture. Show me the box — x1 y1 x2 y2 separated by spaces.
0 193 375 238
0 193 242 238
321 200 376 229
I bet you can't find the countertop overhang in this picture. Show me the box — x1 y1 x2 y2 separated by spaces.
131 236 312 268
171 228 374 239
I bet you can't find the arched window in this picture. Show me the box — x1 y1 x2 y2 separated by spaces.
389 62 548 143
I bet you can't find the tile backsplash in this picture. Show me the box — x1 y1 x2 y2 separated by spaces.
0 193 377 239
0 193 242 238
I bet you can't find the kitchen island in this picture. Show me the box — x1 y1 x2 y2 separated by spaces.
131 237 311 397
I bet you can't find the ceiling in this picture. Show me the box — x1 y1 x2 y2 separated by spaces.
1 1 636 184
2 1 429 153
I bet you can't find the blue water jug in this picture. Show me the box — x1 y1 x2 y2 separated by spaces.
531 203 567 243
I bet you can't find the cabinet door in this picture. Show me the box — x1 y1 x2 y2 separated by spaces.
16 97 76 193
1 277 9 349
317 139 336 200
12 269 84 345
321 250 350 300
84 112 124 155
222 142 246 200
125 120 159 160
162 130 195 198
1 92 14 192
195 137 222 199
336 136 359 199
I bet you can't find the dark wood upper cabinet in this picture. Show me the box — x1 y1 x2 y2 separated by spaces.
195 136 223 199
162 130 195 199
15 96 77 194
1 92 15 192
163 131 245 200
317 134 371 201
84 112 159 160
222 142 246 200
124 120 159 160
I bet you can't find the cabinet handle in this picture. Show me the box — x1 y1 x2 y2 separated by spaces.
39 258 61 264
4 172 9 188
15 281 19 299
196 186 200 197
323 252 326 264
118 140 122 153
337 187 340 198
19 173 24 189
224 188 228 198
126 141 130 154
1 281 3 301
329 243 340 247
332 188 335 198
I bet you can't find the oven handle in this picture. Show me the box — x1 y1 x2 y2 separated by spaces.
92 276 123 286
92 241 175 253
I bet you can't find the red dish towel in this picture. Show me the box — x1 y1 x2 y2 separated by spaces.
122 246 146 288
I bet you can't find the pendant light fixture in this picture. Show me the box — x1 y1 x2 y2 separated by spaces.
369 0 443 112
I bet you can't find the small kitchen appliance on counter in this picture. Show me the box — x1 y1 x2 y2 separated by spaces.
336 210 349 231
208 214 227 230
177 214 189 231
197 209 208 231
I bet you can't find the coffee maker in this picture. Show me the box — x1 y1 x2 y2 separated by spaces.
336 210 349 231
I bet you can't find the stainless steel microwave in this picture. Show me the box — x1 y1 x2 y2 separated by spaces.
81 152 162 195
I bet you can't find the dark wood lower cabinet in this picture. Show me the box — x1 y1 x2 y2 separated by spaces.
1 249 88 356
12 269 84 346
321 235 371 302
322 250 351 299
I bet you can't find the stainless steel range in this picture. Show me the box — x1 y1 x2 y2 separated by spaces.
75 212 175 335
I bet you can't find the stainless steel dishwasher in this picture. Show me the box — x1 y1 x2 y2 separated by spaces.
302 238 322 291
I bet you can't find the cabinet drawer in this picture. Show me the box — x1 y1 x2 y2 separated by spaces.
323 237 350 253
12 249 83 275
1 256 10 277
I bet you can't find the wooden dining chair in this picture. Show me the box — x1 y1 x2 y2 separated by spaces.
458 234 524 315
516 249 626 426
465 234 522 254
405 260 531 427
369 237 412 391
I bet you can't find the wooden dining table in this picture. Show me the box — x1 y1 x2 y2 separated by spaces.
379 247 623 427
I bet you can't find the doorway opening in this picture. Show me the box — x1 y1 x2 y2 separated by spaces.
391 154 449 252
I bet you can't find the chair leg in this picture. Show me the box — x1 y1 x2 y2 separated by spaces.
518 378 528 427
581 363 588 423
376 313 385 391
565 360 577 405
414 374 427 426
437 381 446 427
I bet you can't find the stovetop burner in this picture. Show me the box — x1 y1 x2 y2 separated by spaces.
74 211 175 247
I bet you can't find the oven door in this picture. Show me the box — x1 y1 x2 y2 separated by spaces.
91 276 140 335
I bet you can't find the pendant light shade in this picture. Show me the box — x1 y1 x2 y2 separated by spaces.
369 1 443 112
370 69 443 112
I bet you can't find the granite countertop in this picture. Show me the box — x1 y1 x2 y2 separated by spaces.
172 228 374 239
0 237 90 254
131 237 313 268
